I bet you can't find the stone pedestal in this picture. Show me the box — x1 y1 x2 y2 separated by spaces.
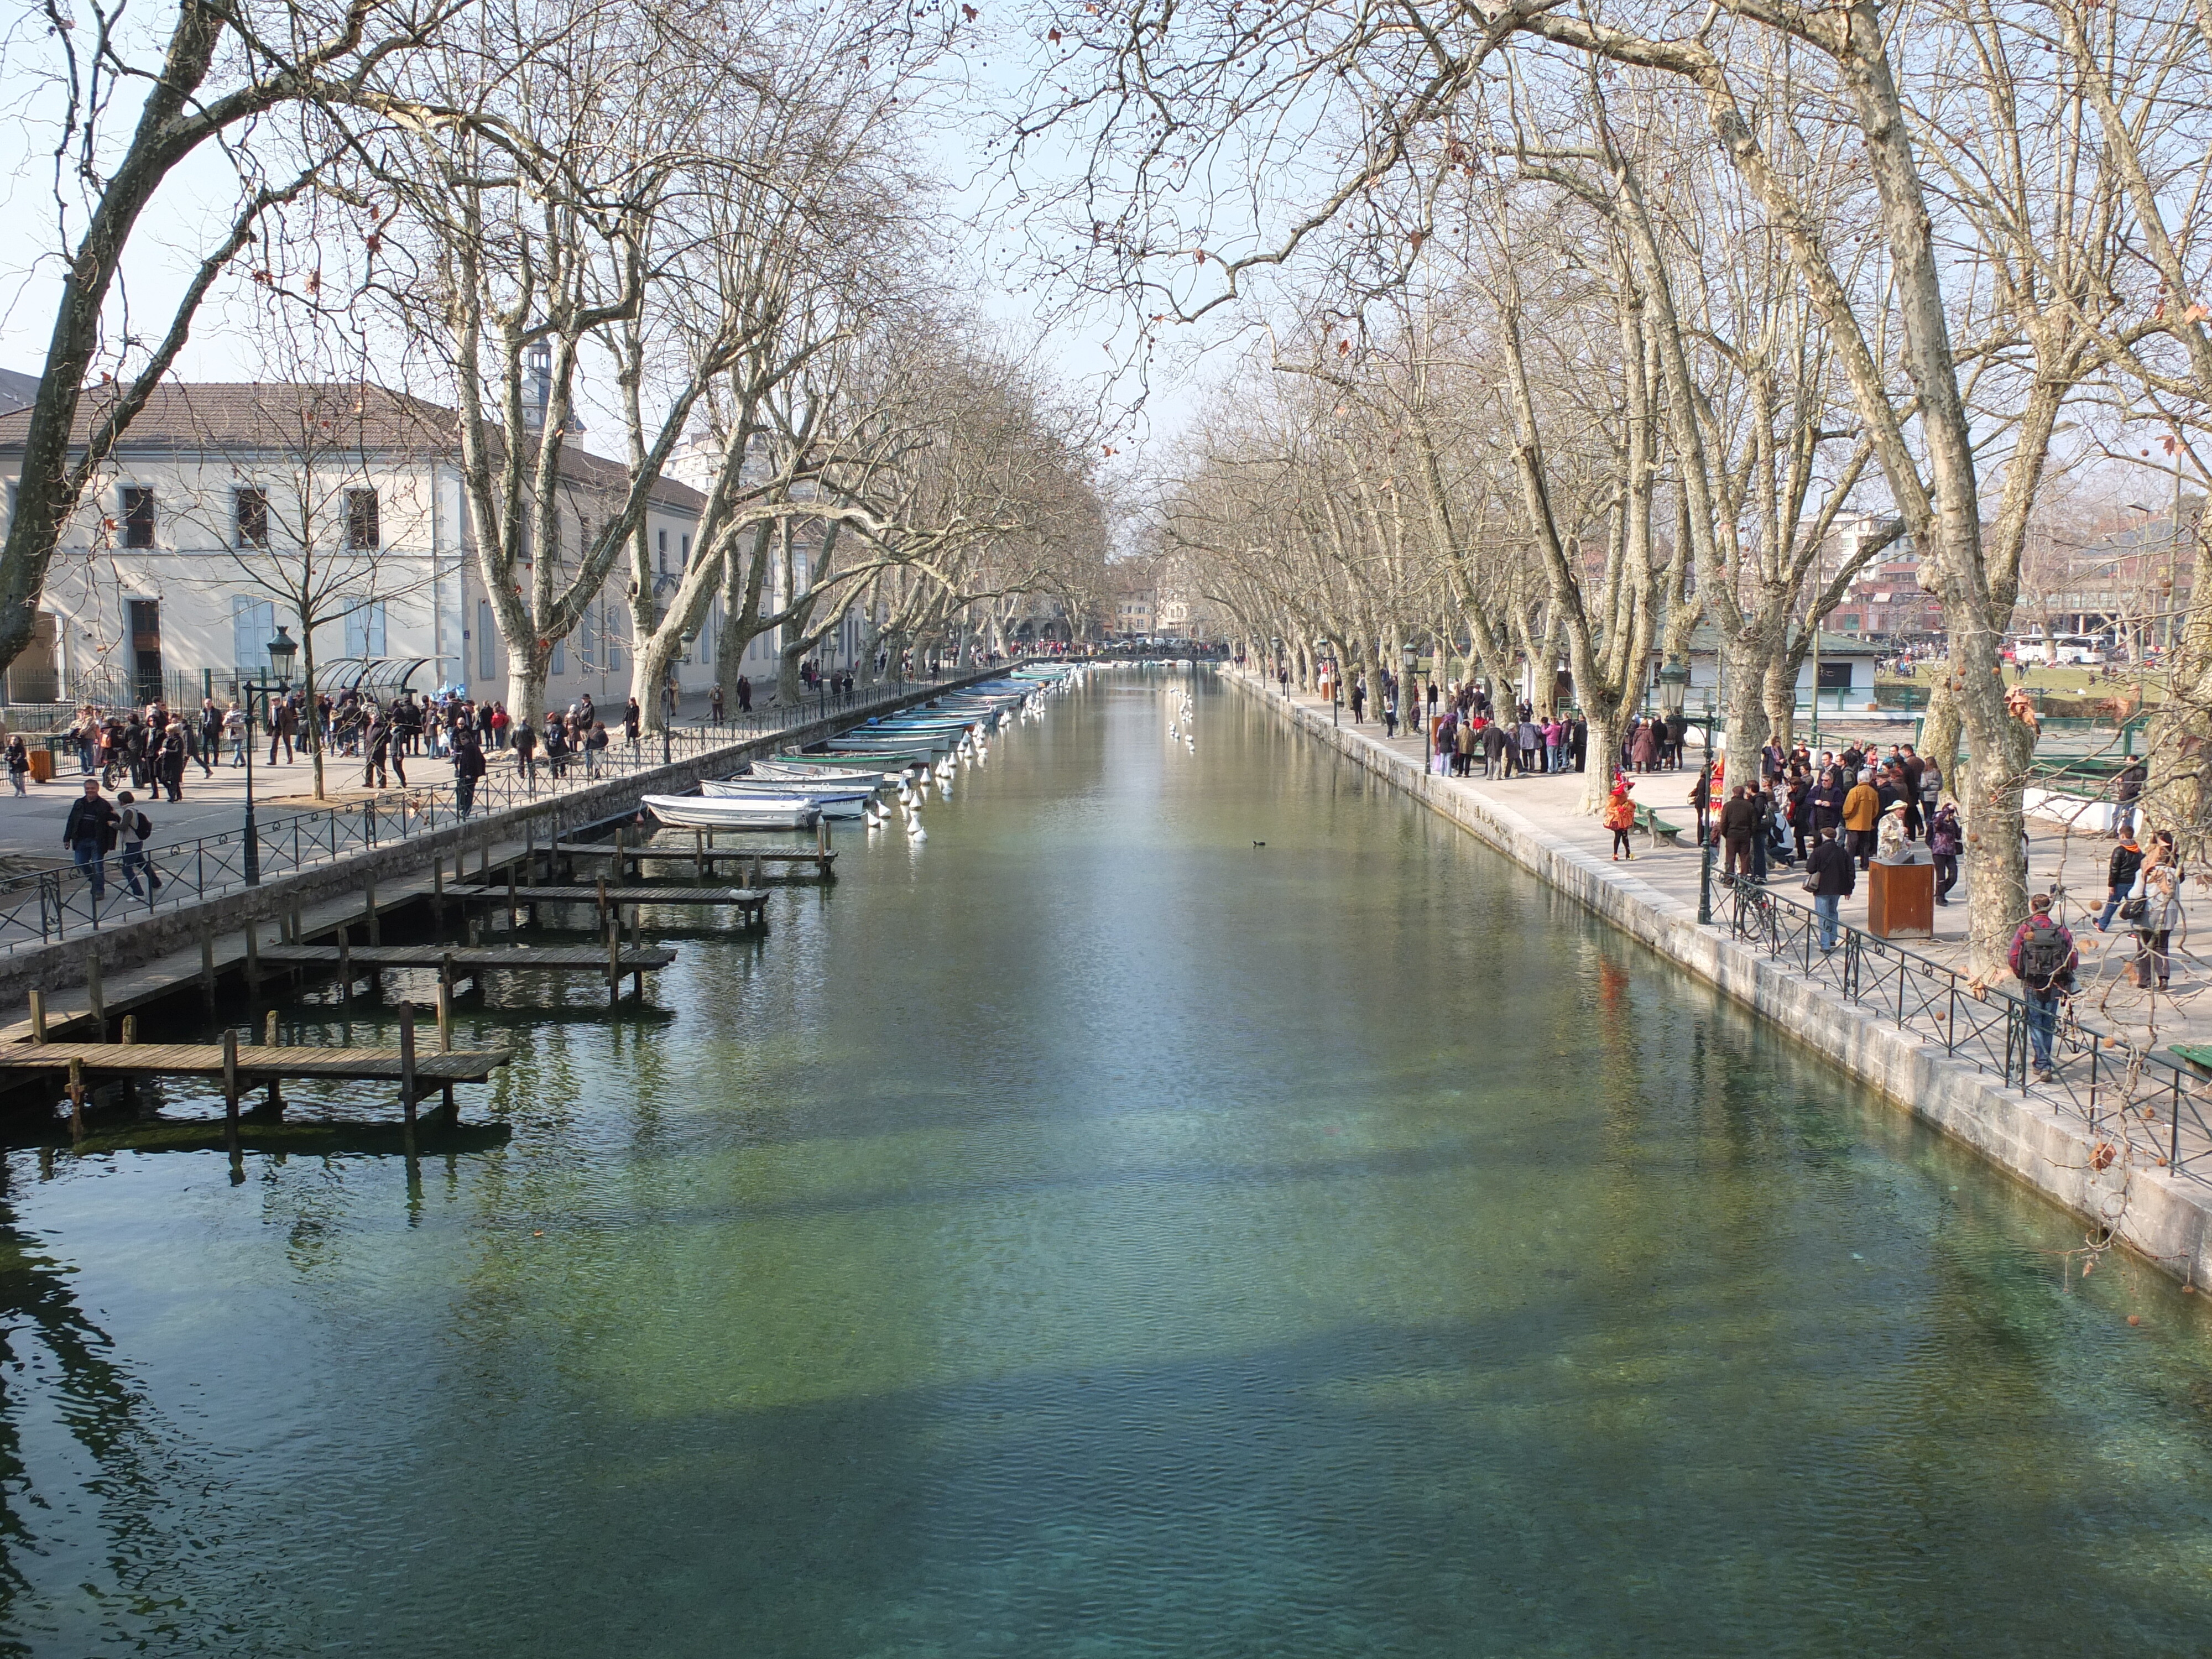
1867 857 1935 940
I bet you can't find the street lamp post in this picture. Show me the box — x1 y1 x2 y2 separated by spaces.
1402 643 1426 769
241 626 299 888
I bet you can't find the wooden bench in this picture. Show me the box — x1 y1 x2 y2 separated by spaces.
1633 806 1687 847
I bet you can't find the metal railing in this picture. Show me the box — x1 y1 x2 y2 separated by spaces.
1711 872 2212 1177
0 675 958 954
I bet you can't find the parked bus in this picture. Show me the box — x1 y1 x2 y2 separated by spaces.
2011 633 2107 666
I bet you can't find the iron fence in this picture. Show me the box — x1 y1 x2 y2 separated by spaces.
0 675 962 955
1711 872 2212 1177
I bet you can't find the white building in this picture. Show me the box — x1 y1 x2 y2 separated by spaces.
0 380 728 712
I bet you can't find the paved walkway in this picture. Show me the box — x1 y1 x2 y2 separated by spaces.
0 690 874 869
1265 681 2210 1060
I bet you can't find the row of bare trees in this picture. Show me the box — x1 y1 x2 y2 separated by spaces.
7 0 1106 763
1043 0 2212 977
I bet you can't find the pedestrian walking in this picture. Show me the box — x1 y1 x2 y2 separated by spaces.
2095 833 2145 931
1690 762 1714 847
113 790 159 900
1719 784 1759 879
2008 894 2077 1083
1604 779 1637 861
512 716 538 787
624 697 643 747
2124 834 2184 992
1805 827 1855 951
62 778 117 905
1843 769 1881 869
2114 760 2146 839
4 735 27 796
452 734 486 820
1928 804 1963 905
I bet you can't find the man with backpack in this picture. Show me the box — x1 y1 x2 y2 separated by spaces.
113 790 159 900
2008 894 2078 1084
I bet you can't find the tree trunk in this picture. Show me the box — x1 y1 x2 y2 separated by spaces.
299 626 326 802
1762 648 1796 754
1724 633 1770 796
2147 521 2212 861
506 664 546 740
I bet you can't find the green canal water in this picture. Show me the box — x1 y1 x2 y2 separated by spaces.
2 667 2210 1655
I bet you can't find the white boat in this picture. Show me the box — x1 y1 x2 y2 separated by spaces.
702 779 875 818
643 792 821 831
750 760 909 787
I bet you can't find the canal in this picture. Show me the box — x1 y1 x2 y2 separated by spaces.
1 666 2209 1654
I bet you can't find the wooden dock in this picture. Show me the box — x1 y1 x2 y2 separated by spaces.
0 1040 509 1083
551 839 837 881
259 943 678 973
449 883 767 911
1 1014 512 1150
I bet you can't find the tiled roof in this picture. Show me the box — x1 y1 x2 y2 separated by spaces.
0 380 703 510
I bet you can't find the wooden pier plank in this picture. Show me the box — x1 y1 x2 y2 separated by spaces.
447 884 768 905
552 842 834 864
0 1041 512 1083
259 944 677 971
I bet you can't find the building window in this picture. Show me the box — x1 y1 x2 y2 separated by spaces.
551 634 565 676
345 600 387 660
232 596 275 672
581 603 596 670
344 488 379 550
235 488 270 549
681 533 691 566
121 486 155 548
657 529 667 574
478 599 495 680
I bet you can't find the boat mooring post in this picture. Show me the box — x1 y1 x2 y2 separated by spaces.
263 1010 283 1115
28 990 46 1044
67 1058 85 1145
221 1029 240 1150
398 1004 419 1155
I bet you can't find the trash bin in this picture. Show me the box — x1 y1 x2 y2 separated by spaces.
27 747 52 784
1868 853 1935 939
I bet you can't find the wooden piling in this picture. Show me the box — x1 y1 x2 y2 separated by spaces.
364 875 379 945
263 1010 283 1116
120 1015 136 1045
694 827 706 880
67 1058 85 1145
221 1029 240 1151
338 933 353 1003
507 867 518 933
436 978 453 1052
596 875 609 930
398 1004 419 1151
28 990 46 1044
